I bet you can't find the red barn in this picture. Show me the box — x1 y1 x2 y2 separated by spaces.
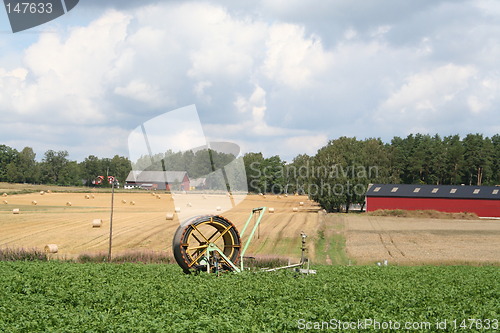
366 184 500 218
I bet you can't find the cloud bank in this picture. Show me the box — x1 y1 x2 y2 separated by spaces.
0 1 499 161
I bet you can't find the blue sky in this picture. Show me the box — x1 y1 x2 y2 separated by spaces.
1 0 499 162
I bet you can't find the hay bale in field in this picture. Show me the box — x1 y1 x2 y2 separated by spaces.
130 201 135 205
156 195 161 199
187 202 192 207
151 192 156 196
66 202 72 206
258 193 263 196
299 201 304 206
175 207 181 213
92 219 102 228
292 207 298 212
121 199 127 204
268 207 275 213
85 195 90 199
165 213 175 220
3 200 7 204
90 194 95 199
31 200 37 205
277 195 282 199
2 193 7 197
12 208 20 214
216 206 222 211
44 244 58 254
47 190 52 194
40 191 45 195
284 194 288 197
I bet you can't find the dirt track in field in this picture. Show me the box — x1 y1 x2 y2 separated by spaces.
345 215 500 264
0 191 319 260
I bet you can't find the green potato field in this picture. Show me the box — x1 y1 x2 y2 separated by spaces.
0 262 498 332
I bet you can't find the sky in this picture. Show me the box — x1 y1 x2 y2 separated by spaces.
1 0 499 162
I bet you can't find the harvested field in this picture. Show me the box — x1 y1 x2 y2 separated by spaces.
1 189 499 265
346 214 500 265
0 191 320 261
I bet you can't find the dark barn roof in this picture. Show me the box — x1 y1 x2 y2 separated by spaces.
125 171 188 184
366 184 500 200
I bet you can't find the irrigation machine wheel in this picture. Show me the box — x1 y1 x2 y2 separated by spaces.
172 215 241 274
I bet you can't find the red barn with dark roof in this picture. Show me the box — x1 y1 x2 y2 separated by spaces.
366 184 500 218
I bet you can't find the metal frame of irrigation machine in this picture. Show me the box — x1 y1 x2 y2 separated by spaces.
172 207 316 275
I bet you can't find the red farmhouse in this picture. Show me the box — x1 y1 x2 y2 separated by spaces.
366 184 500 218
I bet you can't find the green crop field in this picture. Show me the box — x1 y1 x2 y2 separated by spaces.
0 262 498 332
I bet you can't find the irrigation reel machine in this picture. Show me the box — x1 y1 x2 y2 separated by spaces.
172 207 316 275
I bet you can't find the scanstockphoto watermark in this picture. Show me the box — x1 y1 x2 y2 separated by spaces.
297 318 499 331
250 179 368 197
249 161 380 181
248 161 379 195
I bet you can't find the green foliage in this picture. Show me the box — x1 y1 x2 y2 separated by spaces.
0 262 498 332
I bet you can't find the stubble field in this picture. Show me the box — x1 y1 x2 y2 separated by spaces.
1 188 499 265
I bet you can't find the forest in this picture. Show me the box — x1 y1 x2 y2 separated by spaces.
0 133 498 205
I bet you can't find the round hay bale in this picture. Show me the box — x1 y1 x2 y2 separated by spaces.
187 202 192 207
292 207 298 212
151 192 156 196
262 195 266 199
12 208 20 214
165 212 175 220
85 195 90 199
277 195 282 199
2 193 7 197
90 194 95 199
295 193 299 196
44 244 58 254
92 219 102 228
130 201 135 205
3 200 7 204
121 199 127 204
47 190 52 194
284 194 288 197
66 202 72 207
39 191 45 195
156 195 161 199
299 201 304 206
31 200 37 205
175 207 181 213
258 193 263 196
268 207 275 213
216 206 222 211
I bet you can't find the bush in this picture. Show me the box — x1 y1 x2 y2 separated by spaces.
0 248 47 261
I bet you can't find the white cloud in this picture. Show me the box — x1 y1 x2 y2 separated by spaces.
262 23 333 89
375 64 476 123
114 79 168 107
0 1 500 161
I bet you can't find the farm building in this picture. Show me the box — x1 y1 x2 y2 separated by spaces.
125 171 190 191
366 184 500 218
189 178 207 190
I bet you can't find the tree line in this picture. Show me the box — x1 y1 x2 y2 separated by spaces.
1 133 498 210
243 133 500 212
0 146 132 187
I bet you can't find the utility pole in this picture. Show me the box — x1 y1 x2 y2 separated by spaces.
107 179 115 262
